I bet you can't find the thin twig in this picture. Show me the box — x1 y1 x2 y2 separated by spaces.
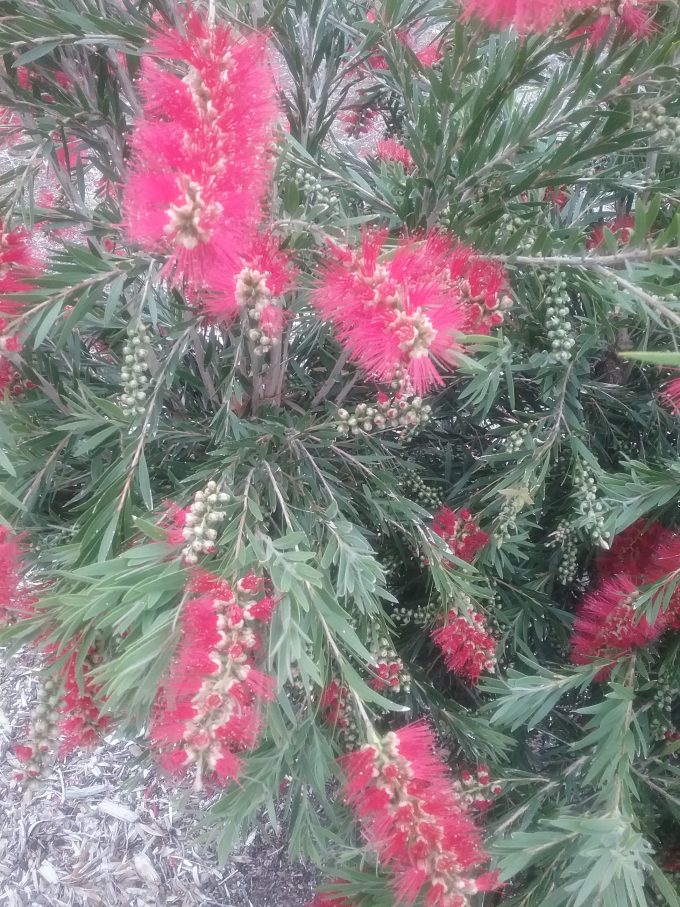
235 469 255 558
263 461 293 530
592 265 680 328
490 247 680 267
311 349 350 406
4 271 123 333
21 435 70 506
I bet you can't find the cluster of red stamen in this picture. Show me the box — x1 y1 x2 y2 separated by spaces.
586 214 635 251
432 610 497 684
0 222 40 395
570 519 680 676
312 231 509 395
59 648 112 755
340 722 498 906
0 526 34 624
453 765 503 812
431 506 489 565
461 0 656 38
150 570 277 789
124 13 277 318
373 139 414 170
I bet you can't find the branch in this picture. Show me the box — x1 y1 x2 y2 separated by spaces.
491 247 680 267
592 265 680 328
311 349 351 406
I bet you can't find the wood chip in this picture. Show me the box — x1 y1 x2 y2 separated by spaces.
0 646 318 905
97 800 138 823
38 860 60 884
133 853 160 885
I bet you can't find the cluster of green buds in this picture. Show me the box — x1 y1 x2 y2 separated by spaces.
498 422 542 457
639 102 680 154
401 471 443 510
120 322 150 416
369 632 411 697
650 668 675 741
294 167 339 211
573 461 610 548
181 480 231 565
495 485 534 543
541 271 575 364
549 519 580 586
235 267 280 358
336 394 431 439
498 211 538 252
390 599 438 627
502 426 531 453
12 678 61 798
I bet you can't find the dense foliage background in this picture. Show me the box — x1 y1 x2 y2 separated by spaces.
0 1 680 905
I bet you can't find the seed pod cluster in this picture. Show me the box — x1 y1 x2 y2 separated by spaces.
542 272 575 364
120 322 151 416
13 678 60 797
573 461 610 548
336 395 432 439
639 102 680 154
549 519 580 586
181 480 231 565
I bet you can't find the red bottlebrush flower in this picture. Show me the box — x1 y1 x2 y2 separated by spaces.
339 722 495 905
313 231 476 395
374 139 414 170
660 377 680 415
416 42 445 67
0 221 42 393
586 214 635 250
545 185 569 209
0 355 20 396
0 221 40 315
461 0 586 33
432 609 497 683
594 522 680 635
124 14 278 307
320 679 351 729
643 530 680 585
596 519 669 583
163 502 193 548
151 572 277 789
59 651 112 755
340 102 379 137
230 231 296 341
618 0 656 36
307 891 354 907
570 575 662 677
13 743 34 762
431 505 489 563
446 245 511 333
583 1 656 43
644 530 680 630
0 527 33 624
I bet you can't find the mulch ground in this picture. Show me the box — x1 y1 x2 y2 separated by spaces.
0 651 317 907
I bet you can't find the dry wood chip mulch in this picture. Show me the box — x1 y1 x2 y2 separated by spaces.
0 652 317 907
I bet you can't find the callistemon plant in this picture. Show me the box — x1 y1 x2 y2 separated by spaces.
1 1 680 905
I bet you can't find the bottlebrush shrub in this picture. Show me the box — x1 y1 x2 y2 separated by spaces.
1 1 680 905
